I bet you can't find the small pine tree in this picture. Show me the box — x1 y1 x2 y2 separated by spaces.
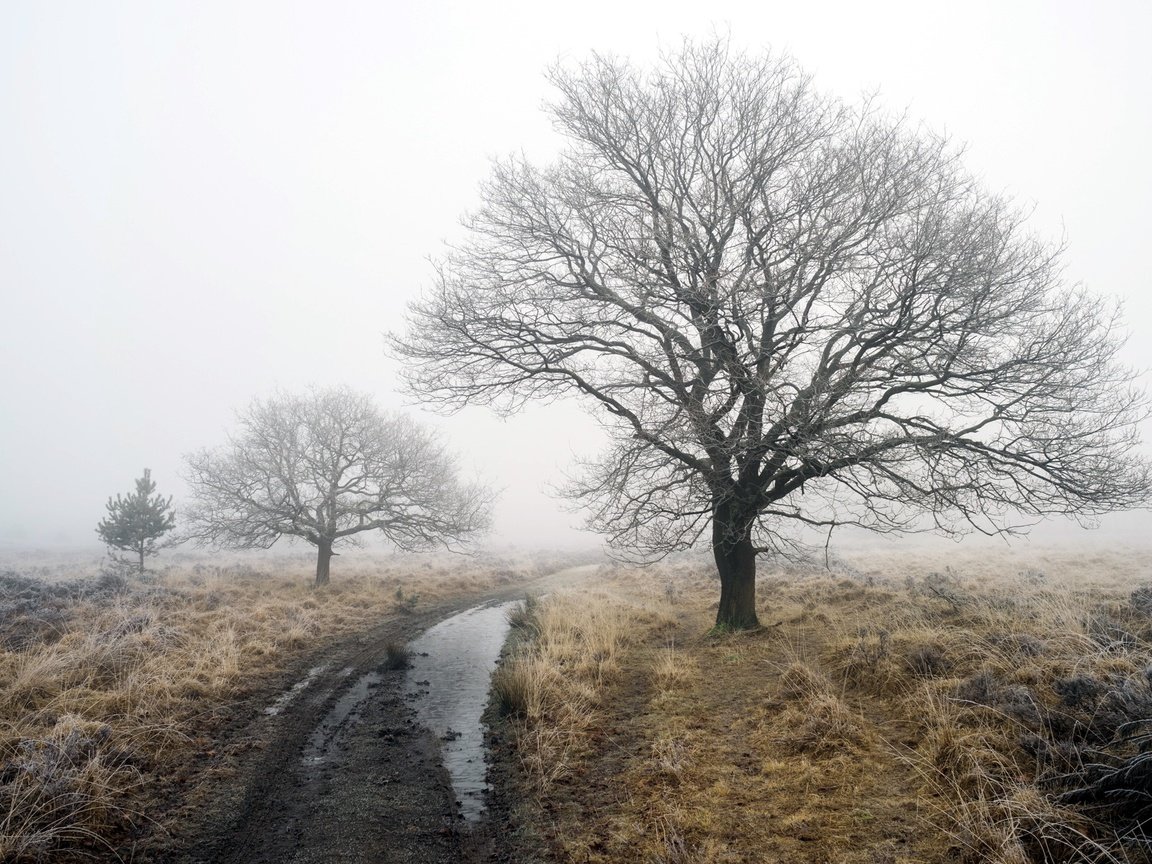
96 469 177 573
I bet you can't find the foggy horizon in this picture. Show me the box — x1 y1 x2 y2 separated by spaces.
4 1 1151 554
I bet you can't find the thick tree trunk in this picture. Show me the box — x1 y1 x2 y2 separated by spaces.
314 539 333 587
713 515 759 630
138 545 145 574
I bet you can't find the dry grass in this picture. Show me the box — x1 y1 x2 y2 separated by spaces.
0 547 558 862
496 545 1152 863
763 662 875 757
492 590 660 792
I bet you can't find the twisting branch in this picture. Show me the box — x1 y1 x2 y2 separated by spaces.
184 387 492 585
393 39 1151 627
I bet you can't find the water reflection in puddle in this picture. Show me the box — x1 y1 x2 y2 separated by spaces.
405 600 516 822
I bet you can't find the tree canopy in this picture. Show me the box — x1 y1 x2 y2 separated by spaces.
184 387 491 586
395 41 1151 628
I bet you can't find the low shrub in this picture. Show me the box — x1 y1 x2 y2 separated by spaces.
382 642 412 670
506 594 541 635
0 715 140 862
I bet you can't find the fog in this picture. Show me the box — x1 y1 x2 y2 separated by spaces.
2 0 1150 552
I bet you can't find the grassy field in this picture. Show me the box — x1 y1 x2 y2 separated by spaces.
0 547 558 862
492 545 1152 864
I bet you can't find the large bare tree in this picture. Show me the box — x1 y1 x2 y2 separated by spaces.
394 41 1151 629
184 387 491 586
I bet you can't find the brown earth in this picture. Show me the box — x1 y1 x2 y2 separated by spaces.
478 550 1152 863
94 548 1152 864
477 564 957 863
136 566 595 864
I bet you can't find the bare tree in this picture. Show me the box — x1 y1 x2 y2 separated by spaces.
184 387 491 586
394 41 1151 629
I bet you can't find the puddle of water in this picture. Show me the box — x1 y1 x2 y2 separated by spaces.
405 600 517 822
264 664 330 716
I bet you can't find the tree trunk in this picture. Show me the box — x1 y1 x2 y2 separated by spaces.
314 539 333 587
713 515 759 630
138 545 145 575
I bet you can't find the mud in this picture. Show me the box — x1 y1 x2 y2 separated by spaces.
139 567 595 864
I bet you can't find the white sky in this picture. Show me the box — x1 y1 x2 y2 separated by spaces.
2 0 1150 550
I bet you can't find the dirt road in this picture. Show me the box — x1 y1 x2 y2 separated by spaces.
143 566 593 864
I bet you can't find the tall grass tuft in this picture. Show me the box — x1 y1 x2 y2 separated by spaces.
491 590 641 791
506 594 541 636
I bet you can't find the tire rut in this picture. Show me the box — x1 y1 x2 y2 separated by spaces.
145 566 596 864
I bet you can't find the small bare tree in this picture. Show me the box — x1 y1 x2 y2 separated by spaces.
184 387 491 586
394 41 1151 629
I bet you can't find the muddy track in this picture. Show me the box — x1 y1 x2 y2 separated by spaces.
143 567 593 864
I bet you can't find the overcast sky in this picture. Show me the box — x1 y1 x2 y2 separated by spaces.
2 0 1150 551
